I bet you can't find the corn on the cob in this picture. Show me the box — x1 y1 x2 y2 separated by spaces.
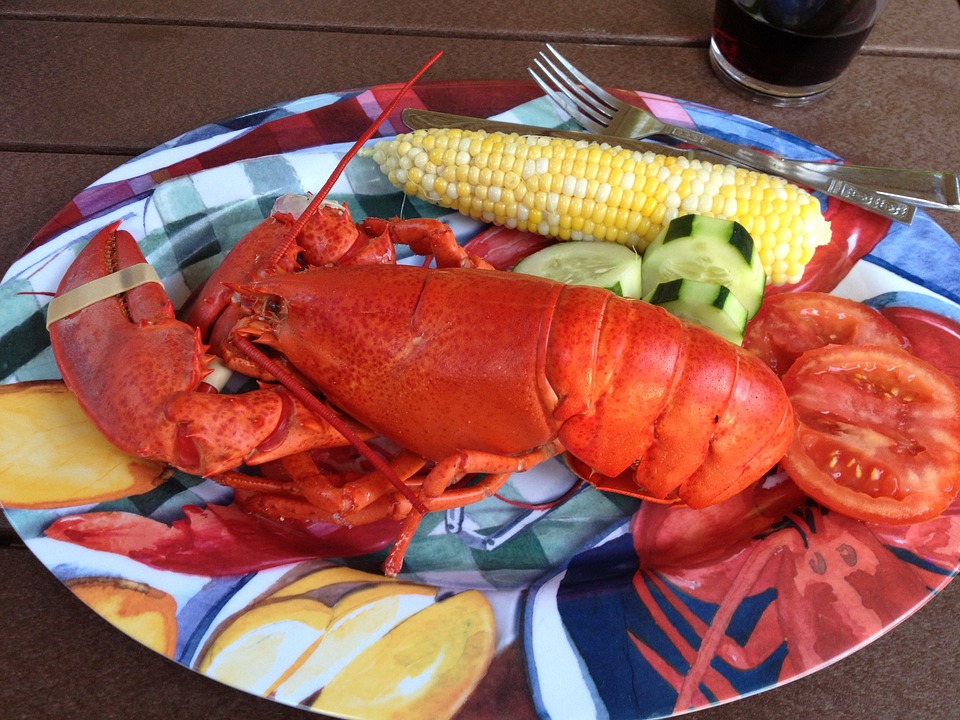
364 128 832 285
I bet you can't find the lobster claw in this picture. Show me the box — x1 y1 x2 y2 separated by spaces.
179 206 301 349
47 223 355 476
48 222 210 464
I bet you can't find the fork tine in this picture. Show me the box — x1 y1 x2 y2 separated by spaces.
543 44 622 109
534 53 613 123
529 58 610 132
527 64 595 129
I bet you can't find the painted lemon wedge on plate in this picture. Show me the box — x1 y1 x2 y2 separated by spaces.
197 566 496 720
0 381 167 508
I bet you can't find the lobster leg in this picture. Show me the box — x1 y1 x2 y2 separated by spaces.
420 441 565 499
219 449 428 523
233 442 563 576
299 201 399 267
220 449 428 519
322 450 428 514
382 440 565 575
362 217 494 269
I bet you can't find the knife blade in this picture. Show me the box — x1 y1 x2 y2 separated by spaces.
401 108 916 225
402 108 691 158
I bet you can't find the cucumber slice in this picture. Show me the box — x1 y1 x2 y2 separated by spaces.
513 241 643 298
645 279 749 345
641 214 765 319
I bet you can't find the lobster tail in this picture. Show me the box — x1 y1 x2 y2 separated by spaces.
556 292 794 508
672 333 795 507
548 286 684 478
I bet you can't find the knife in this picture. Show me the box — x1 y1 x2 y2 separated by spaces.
401 108 917 225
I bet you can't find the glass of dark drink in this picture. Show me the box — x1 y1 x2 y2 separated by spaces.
710 0 891 106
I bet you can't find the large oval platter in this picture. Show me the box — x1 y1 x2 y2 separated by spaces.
2 80 959 720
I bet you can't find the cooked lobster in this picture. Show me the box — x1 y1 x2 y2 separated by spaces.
45 54 795 575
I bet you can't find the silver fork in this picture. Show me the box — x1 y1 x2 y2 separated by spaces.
530 44 960 220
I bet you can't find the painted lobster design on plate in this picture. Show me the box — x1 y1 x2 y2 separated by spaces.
46 55 794 575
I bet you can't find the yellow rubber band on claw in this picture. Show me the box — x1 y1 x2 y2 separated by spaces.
45 263 163 329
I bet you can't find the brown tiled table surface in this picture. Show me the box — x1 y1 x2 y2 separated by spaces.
2 1 959 718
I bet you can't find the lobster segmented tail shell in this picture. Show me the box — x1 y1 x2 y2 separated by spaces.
554 290 794 508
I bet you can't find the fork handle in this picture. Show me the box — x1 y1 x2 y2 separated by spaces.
661 125 916 224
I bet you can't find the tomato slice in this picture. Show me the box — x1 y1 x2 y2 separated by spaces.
781 343 960 524
744 291 909 375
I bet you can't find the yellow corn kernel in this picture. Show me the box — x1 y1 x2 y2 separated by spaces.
363 128 832 284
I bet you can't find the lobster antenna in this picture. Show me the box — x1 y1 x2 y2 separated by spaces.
268 49 444 269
